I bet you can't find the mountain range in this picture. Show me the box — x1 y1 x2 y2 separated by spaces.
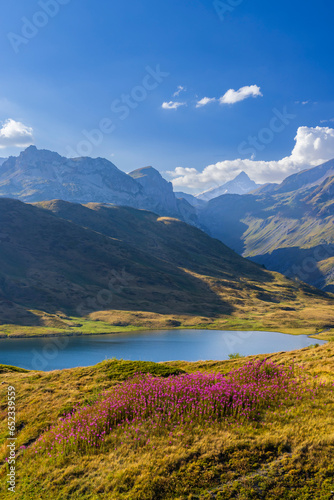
1 146 334 294
0 146 197 225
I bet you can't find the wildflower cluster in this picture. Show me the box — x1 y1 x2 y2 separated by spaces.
33 360 319 457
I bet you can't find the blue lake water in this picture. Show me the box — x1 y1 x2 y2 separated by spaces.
0 329 325 371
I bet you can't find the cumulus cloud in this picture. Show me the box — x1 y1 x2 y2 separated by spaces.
0 119 34 149
196 97 217 108
290 126 334 165
166 126 334 190
173 86 186 97
162 101 186 110
220 85 263 105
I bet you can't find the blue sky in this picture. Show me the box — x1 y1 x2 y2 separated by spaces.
1 0 334 192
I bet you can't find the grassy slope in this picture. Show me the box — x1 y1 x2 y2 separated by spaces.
0 199 333 337
0 344 333 499
199 181 334 291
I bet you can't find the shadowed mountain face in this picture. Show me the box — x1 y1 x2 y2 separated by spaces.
1 198 329 327
37 199 269 283
250 245 334 293
0 198 226 323
0 146 197 225
198 172 334 291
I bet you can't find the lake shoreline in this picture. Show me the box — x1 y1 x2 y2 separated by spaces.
0 329 327 372
0 325 330 340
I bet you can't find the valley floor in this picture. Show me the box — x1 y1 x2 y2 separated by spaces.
1 306 334 341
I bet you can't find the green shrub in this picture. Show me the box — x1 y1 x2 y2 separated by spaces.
101 359 185 381
228 353 244 360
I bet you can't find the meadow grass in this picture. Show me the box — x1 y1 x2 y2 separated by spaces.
0 319 146 338
1 308 334 340
31 361 319 459
0 344 333 499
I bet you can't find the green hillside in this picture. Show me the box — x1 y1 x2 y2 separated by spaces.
0 198 333 336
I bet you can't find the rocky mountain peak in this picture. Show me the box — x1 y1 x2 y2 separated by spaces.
196 171 260 201
0 147 197 225
17 145 62 165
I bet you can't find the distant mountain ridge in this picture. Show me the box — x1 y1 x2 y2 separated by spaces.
252 159 334 196
175 191 206 208
275 158 334 194
0 146 197 225
196 171 260 201
2 147 334 209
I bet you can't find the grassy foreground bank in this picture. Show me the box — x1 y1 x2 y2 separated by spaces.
0 343 334 499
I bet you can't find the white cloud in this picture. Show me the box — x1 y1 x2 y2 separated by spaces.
196 97 217 108
0 119 34 149
166 126 334 190
194 85 262 109
173 86 186 97
296 100 316 106
163 84 262 111
290 126 334 165
220 85 263 105
162 101 186 110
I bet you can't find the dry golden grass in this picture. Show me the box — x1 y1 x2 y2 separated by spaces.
0 344 333 499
